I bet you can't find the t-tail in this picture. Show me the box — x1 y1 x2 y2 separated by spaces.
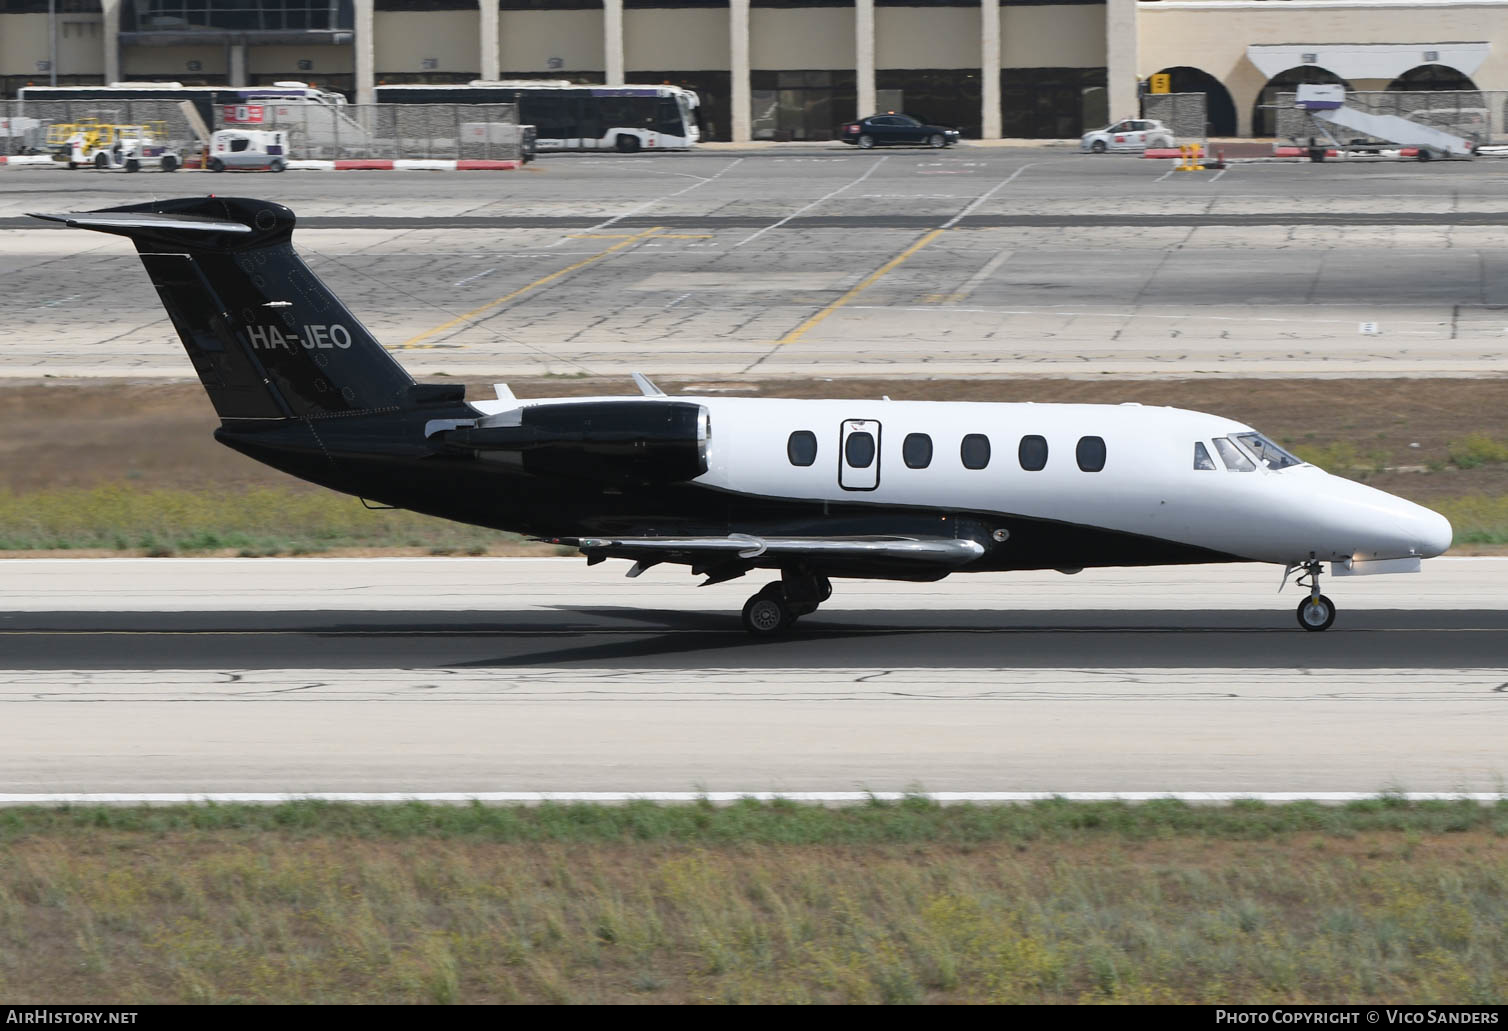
28 196 455 421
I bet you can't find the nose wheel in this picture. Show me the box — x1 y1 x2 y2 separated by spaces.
1297 593 1336 631
1291 559 1337 632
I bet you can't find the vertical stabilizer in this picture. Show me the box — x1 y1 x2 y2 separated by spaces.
29 197 417 420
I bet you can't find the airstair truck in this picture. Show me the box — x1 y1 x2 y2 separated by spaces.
1295 84 1475 161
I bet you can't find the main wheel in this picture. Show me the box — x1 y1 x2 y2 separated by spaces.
94 152 109 169
1296 594 1336 632
615 134 640 154
858 134 876 150
1416 149 1432 162
208 157 225 172
124 158 140 173
928 133 945 149
742 591 792 636
160 154 178 172
269 158 286 173
1091 139 1107 154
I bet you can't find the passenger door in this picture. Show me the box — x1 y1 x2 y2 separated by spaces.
839 419 881 491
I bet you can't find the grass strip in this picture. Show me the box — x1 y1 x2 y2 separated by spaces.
1 799 1505 1004
4 796 1508 843
0 486 555 556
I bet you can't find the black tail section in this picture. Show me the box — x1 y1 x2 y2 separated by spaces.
30 197 417 421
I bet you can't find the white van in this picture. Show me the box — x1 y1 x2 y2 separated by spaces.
207 129 289 172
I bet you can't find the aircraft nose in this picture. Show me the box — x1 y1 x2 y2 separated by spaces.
1387 498 1453 558
1412 506 1453 558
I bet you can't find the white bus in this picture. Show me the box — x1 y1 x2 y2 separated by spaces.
374 81 700 152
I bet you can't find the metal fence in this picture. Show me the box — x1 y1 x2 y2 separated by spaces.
0 100 526 161
1274 90 1508 147
1142 92 1208 148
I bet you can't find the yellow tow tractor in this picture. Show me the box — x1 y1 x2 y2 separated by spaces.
47 119 181 172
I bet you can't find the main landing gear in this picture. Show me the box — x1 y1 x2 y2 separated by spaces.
740 572 832 636
1292 559 1336 632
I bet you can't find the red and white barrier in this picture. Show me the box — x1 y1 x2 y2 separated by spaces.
290 158 522 172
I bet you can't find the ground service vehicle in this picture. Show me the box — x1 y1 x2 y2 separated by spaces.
840 114 960 149
31 197 1453 636
47 120 179 171
1081 119 1176 152
206 130 289 172
374 82 700 152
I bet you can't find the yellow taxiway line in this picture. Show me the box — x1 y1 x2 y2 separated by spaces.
777 227 945 346
401 225 664 348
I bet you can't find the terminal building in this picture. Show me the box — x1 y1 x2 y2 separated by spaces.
1 0 1504 141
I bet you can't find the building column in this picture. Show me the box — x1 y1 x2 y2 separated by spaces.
479 0 499 81
981 0 1000 138
101 0 121 83
730 0 750 143
855 0 875 119
229 44 249 87
354 0 375 105
1105 0 1138 121
604 0 624 86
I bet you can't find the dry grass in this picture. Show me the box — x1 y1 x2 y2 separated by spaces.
0 486 564 557
1 800 1507 1004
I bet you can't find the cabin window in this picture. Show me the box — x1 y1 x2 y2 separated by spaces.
1213 437 1255 472
787 430 817 467
1232 432 1303 470
902 433 933 469
961 434 991 470
1018 435 1048 471
845 431 876 469
1076 436 1106 472
1193 441 1216 470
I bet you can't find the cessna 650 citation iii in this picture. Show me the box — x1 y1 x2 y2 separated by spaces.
33 197 1454 635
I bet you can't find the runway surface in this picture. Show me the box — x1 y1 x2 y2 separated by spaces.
1 558 1504 795
4 149 1508 379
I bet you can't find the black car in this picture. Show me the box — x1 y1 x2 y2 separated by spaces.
840 114 960 149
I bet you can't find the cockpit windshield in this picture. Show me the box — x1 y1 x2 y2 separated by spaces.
1232 432 1304 470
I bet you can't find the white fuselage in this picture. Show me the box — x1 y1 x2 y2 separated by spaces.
473 394 1453 569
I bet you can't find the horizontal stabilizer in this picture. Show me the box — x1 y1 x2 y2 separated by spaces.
28 211 253 234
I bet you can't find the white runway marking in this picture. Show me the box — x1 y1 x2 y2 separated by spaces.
0 792 1501 807
587 156 744 231
733 157 889 248
451 267 496 287
940 162 1035 229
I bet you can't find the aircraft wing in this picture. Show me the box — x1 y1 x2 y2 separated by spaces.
547 533 985 583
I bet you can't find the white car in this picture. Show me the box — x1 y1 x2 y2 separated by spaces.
1081 119 1176 153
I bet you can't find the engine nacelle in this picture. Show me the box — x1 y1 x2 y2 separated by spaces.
435 400 710 486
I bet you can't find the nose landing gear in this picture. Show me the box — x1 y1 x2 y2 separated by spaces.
739 572 832 636
1292 559 1336 632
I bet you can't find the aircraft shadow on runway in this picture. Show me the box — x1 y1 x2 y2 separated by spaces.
5 608 1507 671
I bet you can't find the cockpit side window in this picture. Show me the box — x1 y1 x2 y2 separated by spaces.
1233 432 1303 470
1193 441 1216 470
1213 437 1255 472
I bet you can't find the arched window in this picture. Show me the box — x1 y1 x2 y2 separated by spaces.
1076 436 1106 473
1018 435 1048 471
961 434 991 470
787 430 817 467
902 433 933 469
